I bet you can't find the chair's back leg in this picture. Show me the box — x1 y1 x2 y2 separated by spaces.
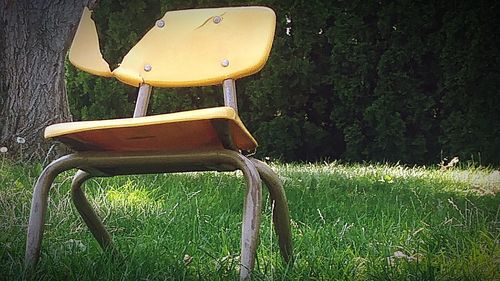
250 158 293 263
71 170 116 253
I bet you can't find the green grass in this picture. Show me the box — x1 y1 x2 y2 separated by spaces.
0 159 499 280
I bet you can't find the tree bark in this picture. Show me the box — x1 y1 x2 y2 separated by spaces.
0 0 95 161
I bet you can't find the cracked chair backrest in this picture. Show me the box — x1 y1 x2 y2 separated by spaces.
69 6 276 88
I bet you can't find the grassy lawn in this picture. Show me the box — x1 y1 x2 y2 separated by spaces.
0 159 498 280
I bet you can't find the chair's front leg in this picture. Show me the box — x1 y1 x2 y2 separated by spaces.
71 170 116 253
25 154 80 270
234 155 262 281
250 158 293 263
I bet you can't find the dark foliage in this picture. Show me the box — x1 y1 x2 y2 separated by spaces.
66 0 500 164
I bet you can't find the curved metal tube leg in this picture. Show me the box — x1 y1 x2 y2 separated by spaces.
250 158 293 263
25 155 80 270
25 168 57 270
24 151 264 280
71 170 116 253
236 156 262 281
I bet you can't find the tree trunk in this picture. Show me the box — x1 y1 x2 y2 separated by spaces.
0 0 95 161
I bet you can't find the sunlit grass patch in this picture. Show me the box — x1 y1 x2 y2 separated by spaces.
106 180 160 208
0 159 498 280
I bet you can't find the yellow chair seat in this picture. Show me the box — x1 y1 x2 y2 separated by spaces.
45 107 257 152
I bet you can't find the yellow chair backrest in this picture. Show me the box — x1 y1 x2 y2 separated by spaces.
69 6 276 87
68 7 113 77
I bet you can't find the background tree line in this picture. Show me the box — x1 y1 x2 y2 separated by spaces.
65 0 499 165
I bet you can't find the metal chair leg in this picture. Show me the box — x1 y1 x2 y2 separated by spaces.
71 170 116 253
25 154 81 270
250 158 293 263
25 151 264 281
236 156 262 281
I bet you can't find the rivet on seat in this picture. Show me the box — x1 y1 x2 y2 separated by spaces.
213 16 222 24
221 59 229 67
156 20 165 28
144 64 152 72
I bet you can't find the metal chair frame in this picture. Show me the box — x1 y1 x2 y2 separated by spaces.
25 82 292 281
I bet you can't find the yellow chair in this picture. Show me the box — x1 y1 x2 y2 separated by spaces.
25 6 292 280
